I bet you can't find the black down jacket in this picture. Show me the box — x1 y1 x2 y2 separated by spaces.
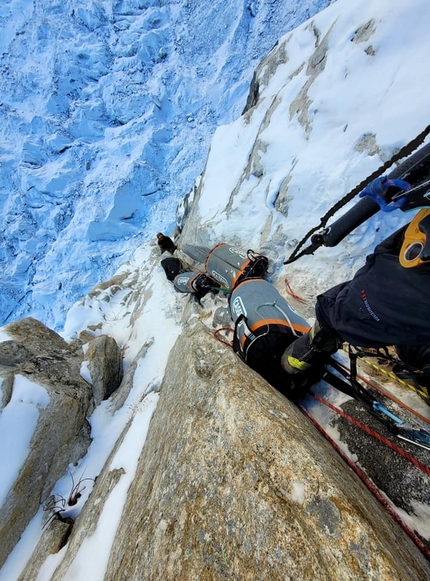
316 224 430 348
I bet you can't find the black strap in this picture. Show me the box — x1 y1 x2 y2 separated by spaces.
232 314 252 360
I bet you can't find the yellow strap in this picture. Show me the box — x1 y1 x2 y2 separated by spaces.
399 208 430 268
287 356 311 372
361 357 429 399
342 346 429 399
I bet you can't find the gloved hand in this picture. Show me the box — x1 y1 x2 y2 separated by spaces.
359 176 410 212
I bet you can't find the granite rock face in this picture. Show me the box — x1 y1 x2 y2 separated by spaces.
45 320 430 580
0 318 123 570
0 318 93 569
85 334 123 405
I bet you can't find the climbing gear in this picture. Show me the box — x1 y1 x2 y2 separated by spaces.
285 128 430 264
352 345 430 399
284 277 307 304
399 208 430 268
358 176 411 212
281 321 339 374
161 257 184 281
206 244 269 290
182 244 269 291
230 279 310 343
173 271 214 295
213 327 234 348
334 355 430 423
324 349 430 451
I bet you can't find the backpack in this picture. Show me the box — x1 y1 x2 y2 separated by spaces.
161 257 183 281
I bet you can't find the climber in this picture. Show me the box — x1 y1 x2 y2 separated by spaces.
281 178 430 386
157 232 176 254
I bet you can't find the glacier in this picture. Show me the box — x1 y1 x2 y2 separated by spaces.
0 0 332 330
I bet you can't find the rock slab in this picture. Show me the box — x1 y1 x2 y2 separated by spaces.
100 321 430 580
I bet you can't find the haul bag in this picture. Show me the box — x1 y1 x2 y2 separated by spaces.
174 271 204 293
173 271 215 295
206 244 268 290
229 278 310 339
161 257 183 281
229 278 310 389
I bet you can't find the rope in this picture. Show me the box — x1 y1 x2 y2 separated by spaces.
299 402 430 562
213 327 234 348
311 393 430 477
284 277 307 304
341 345 429 400
335 357 430 427
360 356 429 400
286 124 430 263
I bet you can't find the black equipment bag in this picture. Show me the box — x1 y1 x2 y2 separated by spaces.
161 257 183 281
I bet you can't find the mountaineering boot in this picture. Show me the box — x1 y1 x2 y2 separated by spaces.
281 321 339 375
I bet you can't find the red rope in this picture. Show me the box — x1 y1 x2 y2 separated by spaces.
312 393 430 478
212 329 430 557
213 328 234 348
299 403 430 561
284 277 307 304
